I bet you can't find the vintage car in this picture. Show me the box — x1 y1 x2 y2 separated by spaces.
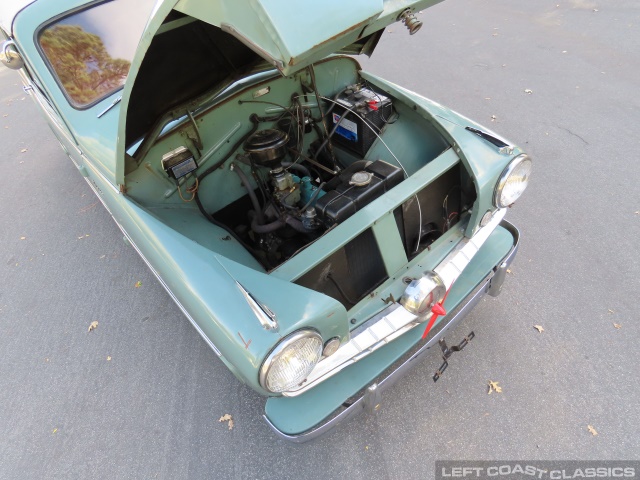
1 0 531 441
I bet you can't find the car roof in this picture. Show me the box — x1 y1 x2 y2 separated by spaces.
0 0 36 34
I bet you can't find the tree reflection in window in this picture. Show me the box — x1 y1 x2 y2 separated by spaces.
40 25 131 106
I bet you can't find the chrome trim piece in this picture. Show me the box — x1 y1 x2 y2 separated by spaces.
96 95 121 118
264 219 520 442
81 156 120 195
493 154 532 208
399 271 445 317
1 40 24 69
488 220 520 297
434 209 506 288
283 209 507 397
235 281 278 331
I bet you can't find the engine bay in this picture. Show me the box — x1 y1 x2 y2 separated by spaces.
185 83 453 271
125 55 476 296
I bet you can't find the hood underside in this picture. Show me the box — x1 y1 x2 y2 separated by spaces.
117 0 444 185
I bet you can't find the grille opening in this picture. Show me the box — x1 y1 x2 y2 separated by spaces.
400 164 476 258
295 229 387 308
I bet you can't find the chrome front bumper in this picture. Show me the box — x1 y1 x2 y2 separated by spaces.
263 219 520 443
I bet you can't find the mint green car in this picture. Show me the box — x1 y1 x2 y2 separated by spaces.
1 0 531 441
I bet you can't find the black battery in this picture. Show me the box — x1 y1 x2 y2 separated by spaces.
330 86 393 158
315 159 404 226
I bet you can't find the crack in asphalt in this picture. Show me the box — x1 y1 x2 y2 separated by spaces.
558 125 590 145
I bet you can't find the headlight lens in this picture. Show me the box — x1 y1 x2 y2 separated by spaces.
494 154 532 208
260 330 323 393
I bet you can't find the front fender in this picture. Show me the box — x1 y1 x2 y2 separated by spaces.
86 173 347 394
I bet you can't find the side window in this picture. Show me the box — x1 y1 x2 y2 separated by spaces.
38 0 155 109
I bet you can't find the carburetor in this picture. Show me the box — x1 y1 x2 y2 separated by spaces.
270 167 300 207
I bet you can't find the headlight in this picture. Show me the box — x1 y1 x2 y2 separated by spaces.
494 154 532 208
400 272 446 319
260 330 323 393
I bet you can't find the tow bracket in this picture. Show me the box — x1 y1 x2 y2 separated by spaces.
432 331 475 382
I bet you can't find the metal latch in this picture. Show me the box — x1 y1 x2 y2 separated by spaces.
433 331 475 382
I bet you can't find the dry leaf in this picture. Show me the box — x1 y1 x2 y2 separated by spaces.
219 414 234 430
134 281 142 288
488 380 502 394
88 321 99 332
524 89 533 94
533 325 544 333
20 148 28 153
613 323 622 329
506 269 512 274
587 425 598 436
107 356 112 361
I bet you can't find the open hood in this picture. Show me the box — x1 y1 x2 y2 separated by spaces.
116 0 444 186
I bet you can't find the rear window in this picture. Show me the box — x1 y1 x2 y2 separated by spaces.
39 0 155 108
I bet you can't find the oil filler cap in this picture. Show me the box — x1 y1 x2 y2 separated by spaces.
349 171 373 187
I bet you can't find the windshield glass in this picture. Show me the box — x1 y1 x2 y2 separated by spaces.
39 0 155 108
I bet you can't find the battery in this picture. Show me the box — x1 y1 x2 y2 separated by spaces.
330 86 393 158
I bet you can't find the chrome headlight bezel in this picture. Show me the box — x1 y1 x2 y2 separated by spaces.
493 154 532 208
259 329 323 393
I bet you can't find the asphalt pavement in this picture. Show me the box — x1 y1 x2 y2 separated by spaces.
1 1 639 479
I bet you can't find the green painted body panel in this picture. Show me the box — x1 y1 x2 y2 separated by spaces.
265 223 515 435
172 0 444 75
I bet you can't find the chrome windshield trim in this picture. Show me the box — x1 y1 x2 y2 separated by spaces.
283 209 507 397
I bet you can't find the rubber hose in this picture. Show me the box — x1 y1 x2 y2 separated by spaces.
281 162 311 178
233 165 264 225
249 211 285 234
